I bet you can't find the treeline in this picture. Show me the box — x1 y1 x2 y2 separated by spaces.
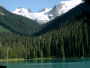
0 18 90 60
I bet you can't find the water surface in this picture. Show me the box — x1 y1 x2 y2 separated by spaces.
1 59 90 68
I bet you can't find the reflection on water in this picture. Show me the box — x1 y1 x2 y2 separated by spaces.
0 58 90 68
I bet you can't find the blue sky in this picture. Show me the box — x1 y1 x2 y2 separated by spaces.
0 0 68 11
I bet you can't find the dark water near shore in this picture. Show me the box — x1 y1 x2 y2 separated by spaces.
1 58 90 68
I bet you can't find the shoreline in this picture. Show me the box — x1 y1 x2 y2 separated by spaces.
0 57 90 62
0 58 24 62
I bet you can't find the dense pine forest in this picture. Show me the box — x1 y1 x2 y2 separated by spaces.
0 17 90 60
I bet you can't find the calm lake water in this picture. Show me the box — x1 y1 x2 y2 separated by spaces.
1 59 90 68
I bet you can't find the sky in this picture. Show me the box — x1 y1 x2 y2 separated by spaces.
0 0 69 12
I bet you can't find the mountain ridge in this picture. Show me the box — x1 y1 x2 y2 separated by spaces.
12 0 83 24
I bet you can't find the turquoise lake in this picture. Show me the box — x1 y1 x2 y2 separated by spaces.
0 59 90 68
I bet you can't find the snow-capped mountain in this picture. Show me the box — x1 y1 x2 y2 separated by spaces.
47 0 83 19
13 8 52 24
12 0 83 24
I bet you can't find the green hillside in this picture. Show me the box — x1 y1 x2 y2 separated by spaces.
0 26 10 32
0 6 42 35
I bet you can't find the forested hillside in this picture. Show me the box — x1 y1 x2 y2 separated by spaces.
0 17 89 60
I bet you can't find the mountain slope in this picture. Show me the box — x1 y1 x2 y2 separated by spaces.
0 2 88 36
0 6 42 35
32 2 90 36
